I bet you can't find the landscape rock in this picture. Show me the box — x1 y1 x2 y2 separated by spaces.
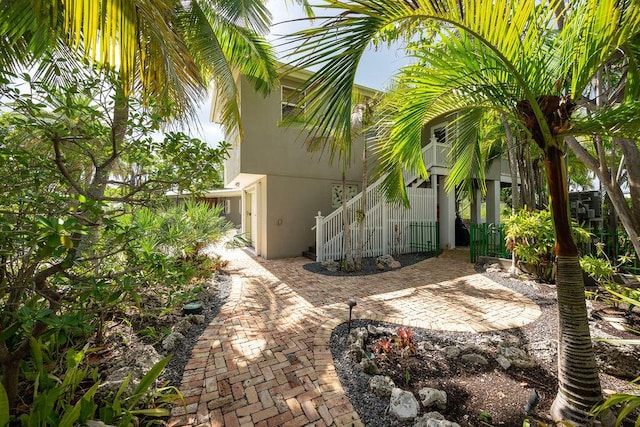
376 262 386 270
418 387 447 410
369 375 395 397
162 332 185 351
347 343 367 363
485 263 502 273
593 340 640 379
389 387 419 421
460 353 488 365
348 327 368 346
122 344 162 376
322 260 339 272
376 254 396 267
390 260 402 269
360 357 379 375
367 325 395 337
188 314 206 324
419 341 436 352
173 319 193 335
413 411 461 427
499 346 535 368
98 366 142 399
443 346 460 358
495 354 512 370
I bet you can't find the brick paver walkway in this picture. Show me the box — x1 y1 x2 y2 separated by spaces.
169 249 541 427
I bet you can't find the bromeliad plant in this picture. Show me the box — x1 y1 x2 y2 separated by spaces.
371 327 417 359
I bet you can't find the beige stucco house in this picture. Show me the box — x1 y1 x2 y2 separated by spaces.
213 64 513 260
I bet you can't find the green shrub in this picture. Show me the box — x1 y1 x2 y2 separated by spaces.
505 209 591 282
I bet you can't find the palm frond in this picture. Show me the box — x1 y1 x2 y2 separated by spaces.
445 108 486 194
558 0 640 97
567 101 640 141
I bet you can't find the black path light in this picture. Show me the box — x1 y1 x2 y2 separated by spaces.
347 299 357 333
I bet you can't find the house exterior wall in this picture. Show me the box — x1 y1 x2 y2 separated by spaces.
223 196 242 227
230 77 364 183
222 74 368 259
263 175 360 259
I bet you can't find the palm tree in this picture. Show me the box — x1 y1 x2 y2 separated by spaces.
351 94 375 270
286 0 640 424
0 0 279 134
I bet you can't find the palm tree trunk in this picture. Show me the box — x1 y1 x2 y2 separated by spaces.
342 170 354 271
544 145 610 425
356 135 368 270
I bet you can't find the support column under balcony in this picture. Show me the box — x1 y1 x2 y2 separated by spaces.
437 175 456 250
486 180 501 225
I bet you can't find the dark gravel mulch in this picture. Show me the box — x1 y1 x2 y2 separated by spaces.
161 273 232 386
303 252 438 276
330 267 637 426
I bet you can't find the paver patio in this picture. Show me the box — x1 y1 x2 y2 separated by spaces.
169 249 541 427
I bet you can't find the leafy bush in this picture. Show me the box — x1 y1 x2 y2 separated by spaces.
505 209 591 282
2 340 180 427
0 69 230 418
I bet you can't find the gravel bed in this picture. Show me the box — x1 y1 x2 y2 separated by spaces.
161 273 232 386
329 267 560 427
303 252 436 276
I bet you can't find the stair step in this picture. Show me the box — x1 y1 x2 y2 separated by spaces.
302 250 316 261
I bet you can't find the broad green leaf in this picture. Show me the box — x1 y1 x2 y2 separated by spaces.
0 382 9 427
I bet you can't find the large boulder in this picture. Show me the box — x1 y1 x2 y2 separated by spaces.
389 388 419 421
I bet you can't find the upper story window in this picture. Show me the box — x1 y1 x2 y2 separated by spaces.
431 124 448 144
281 85 305 121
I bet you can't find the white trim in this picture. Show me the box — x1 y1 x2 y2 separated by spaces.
281 85 305 120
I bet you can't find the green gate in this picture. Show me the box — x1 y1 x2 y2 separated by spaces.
409 222 439 254
469 223 509 263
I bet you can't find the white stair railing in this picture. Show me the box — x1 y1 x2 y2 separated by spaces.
314 176 437 262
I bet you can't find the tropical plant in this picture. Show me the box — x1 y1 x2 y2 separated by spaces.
591 385 640 427
506 209 591 282
351 94 377 270
0 0 278 133
0 74 230 413
286 0 640 423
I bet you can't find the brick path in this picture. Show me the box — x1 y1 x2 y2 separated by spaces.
169 249 541 427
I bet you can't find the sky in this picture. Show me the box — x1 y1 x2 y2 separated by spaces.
188 0 412 147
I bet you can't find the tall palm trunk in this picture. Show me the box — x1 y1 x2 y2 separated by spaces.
543 144 610 425
356 134 368 270
342 170 354 271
